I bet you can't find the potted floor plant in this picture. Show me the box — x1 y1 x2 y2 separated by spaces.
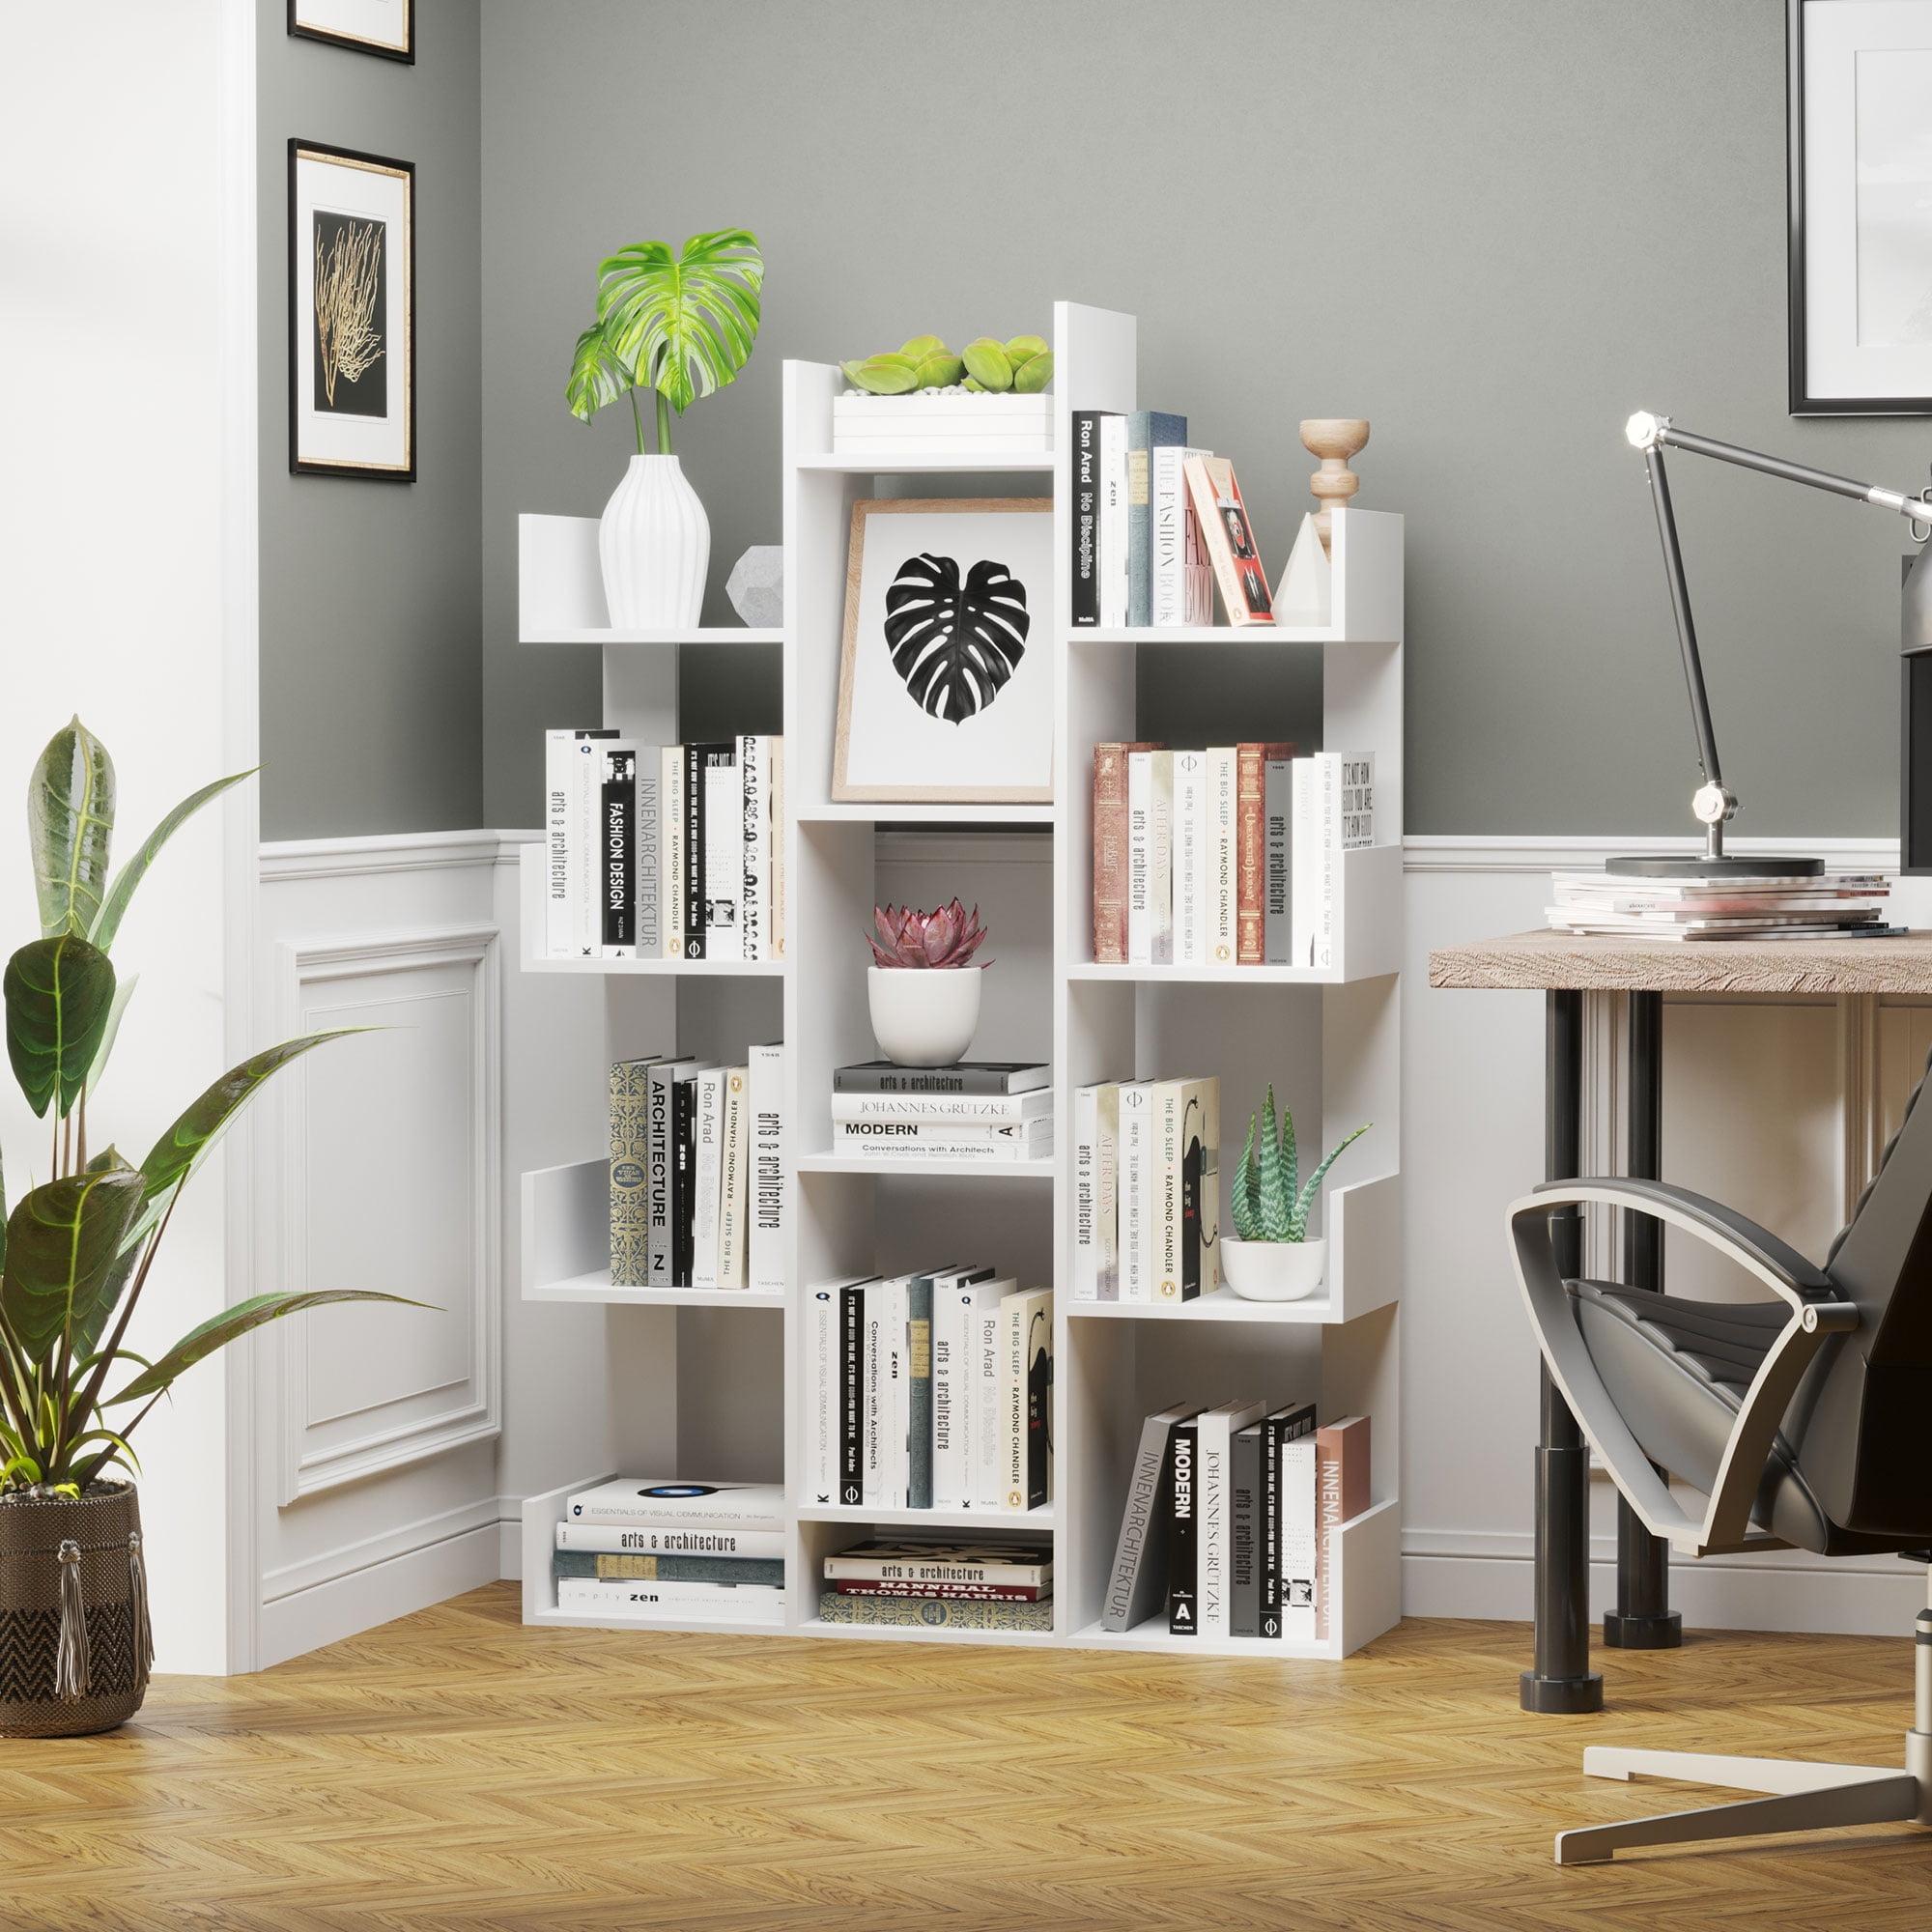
0 721 413 1737
1222 1085 1370 1302
566 228 764 631
865 900 989 1067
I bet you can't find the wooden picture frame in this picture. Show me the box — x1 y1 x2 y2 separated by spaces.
1789 0 1932 415
288 140 415 480
289 0 413 62
833 497 1054 803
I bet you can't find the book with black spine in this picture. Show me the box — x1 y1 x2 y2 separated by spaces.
683 741 707 957
832 1061 1050 1096
1260 1400 1317 1638
671 1067 700 1286
1101 1402 1195 1632
905 1267 941 1509
600 741 638 956
739 733 768 961
701 742 739 955
1166 1413 1201 1634
838 1280 866 1505
645 1058 708 1287
1069 409 1111 625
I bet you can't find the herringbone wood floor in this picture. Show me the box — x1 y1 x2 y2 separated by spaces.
0 1585 1924 1930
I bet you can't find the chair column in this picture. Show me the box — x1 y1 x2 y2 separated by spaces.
1605 990 1683 1651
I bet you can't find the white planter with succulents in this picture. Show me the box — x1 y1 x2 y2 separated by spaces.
1221 1086 1370 1303
865 900 990 1067
833 333 1054 457
564 229 764 630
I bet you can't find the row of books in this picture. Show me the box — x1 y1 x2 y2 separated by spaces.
803 1266 1053 1513
815 1538 1054 1634
544 731 784 960
1547 868 1894 942
554 1478 786 1626
1069 410 1276 628
608 1047 786 1290
1103 1405 1370 1641
1071 1075 1219 1303
830 1058 1052 1164
1093 744 1374 969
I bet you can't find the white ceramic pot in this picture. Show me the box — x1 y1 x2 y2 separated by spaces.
1221 1236 1327 1302
599 453 709 629
867 967 983 1068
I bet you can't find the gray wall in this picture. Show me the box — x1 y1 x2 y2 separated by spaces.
259 0 481 838
465 0 1931 837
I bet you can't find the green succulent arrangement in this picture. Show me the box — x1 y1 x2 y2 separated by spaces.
0 720 415 1498
1230 1086 1370 1244
842 332 1054 396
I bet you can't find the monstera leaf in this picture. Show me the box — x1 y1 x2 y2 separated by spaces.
594 229 763 415
883 554 1031 724
565 324 638 424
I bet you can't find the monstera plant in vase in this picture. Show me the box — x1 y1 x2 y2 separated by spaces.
0 721 414 1738
866 901 990 1067
566 228 764 631
1222 1085 1370 1302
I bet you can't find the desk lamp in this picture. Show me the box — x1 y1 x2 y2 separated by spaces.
1617 411 1932 877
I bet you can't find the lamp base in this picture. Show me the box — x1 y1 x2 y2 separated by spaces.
1605 854 1825 879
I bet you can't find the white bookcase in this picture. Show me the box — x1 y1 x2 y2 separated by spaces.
516 300 1403 1661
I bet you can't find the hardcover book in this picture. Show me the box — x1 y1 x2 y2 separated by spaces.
1183 454 1275 626
1179 1074 1220 1297
555 1520 786 1558
566 1479 786 1531
839 1280 867 1505
1197 1399 1268 1638
906 1270 936 1510
1003 1286 1052 1510
1208 746 1237 965
813 1589 1053 1633
1231 1418 1264 1638
689 1066 726 1289
701 744 740 954
830 1090 1052 1123
683 742 707 957
1264 756 1293 966
739 733 769 961
1167 1413 1200 1634
1101 1403 1195 1632
553 1550 785 1586
646 1059 709 1287
1151 443 1209 627
1173 749 1209 966
1259 1401 1317 1638
822 1540 1052 1588
558 1578 785 1625
1094 741 1163 965
1236 742 1295 964
1315 1414 1371 1644
1151 1079 1185 1302
748 1041 786 1293
833 1061 1050 1096
636 756 661 955
1072 1082 1120 1302
608 1055 657 1289
1148 750 1174 964
965 1278 1017 1509
1119 1083 1152 1302
1099 412 1129 627
1281 1435 1319 1641
601 742 638 956
1127 411 1187 627
932 1267 997 1510
661 746 686 959
1070 409 1113 626
715 1065 750 1290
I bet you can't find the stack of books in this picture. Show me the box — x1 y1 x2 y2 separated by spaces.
802 1266 1051 1514
831 1060 1051 1164
554 1478 786 1626
1093 746 1373 968
1102 1406 1369 1642
1069 1075 1219 1304
1547 868 1894 942
609 1046 785 1290
544 731 783 961
816 1538 1054 1634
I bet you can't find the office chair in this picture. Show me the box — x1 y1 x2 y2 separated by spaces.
1508 1046 1932 1865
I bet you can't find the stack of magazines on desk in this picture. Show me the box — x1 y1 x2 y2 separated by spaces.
1547 869 1896 942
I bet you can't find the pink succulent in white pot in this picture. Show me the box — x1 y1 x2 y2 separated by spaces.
865 900 991 1067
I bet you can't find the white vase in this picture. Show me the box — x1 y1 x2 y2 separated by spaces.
599 453 708 630
867 967 983 1068
1222 1236 1327 1302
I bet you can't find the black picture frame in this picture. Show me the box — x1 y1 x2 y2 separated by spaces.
1788 0 1932 416
288 139 416 482
288 0 413 63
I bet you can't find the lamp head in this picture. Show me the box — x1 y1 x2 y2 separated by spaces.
1626 411 1665 451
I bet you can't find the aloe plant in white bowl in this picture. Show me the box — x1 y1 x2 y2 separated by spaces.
1223 1086 1370 1302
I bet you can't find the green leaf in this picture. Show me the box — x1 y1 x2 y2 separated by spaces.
109 1289 427 1405
64 1428 139 1477
0 1169 145 1365
2 1453 43 1487
29 719 115 939
82 973 136 1097
1288 1123 1373 1242
1257 1087 1293 1241
1230 1112 1260 1242
4 936 117 1119
595 229 763 416
90 769 252 955
565 323 637 423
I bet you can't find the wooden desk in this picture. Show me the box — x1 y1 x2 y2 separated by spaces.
1428 928 1932 1714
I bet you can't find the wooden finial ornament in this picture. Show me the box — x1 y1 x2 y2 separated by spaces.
1301 418 1369 554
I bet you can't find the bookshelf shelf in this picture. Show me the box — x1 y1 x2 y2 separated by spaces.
515 300 1404 1660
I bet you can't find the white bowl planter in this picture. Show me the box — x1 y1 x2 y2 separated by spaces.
867 967 982 1068
832 390 1052 460
1222 1236 1328 1302
599 453 708 629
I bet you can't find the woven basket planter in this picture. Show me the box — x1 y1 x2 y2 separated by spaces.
0 1484 153 1738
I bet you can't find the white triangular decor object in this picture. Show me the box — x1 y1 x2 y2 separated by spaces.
1274 512 1331 627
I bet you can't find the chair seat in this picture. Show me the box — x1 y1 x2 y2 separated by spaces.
1565 1281 1907 1556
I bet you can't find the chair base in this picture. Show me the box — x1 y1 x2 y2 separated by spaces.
1554 1733 1932 1864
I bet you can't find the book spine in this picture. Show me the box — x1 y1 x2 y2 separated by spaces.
645 1065 674 1287
1149 750 1173 966
557 1578 784 1623
1341 754 1374 849
807 1284 834 1504
1094 1085 1119 1299
813 1589 1053 1633
544 733 572 958
715 1066 749 1290
1236 743 1267 964
1231 1426 1261 1639
702 746 739 954
1173 750 1207 965
1072 1086 1098 1302
1315 753 1340 971
682 743 704 957
1003 1293 1026 1510
671 1073 696 1286
1315 1415 1371 1644
749 1041 786 1293
1199 1412 1229 1638
1024 1292 1051 1507
1185 455 1274 627
661 747 685 959
838 1283 864 1506
1126 752 1152 966
1281 1437 1318 1640
1070 410 1102 625
769 736 785 958
1093 743 1130 965
554 1551 785 1585
830 1579 1043 1602
1167 1418 1199 1634
886 1276 910 1509
1127 412 1184 627
1154 1084 1182 1302
824 1554 1050 1588
1208 747 1237 965
906 1277 933 1510
863 1283 887 1506
609 1059 651 1289
572 731 609 958
1102 1412 1171 1631
832 1065 1047 1096
973 1293 1006 1509
635 760 660 955
1120 1086 1148 1303
1099 413 1128 628
690 1068 724 1289
829 1092 1049 1123
931 1282 964 1511
1151 444 1194 627
739 733 767 961
554 1522 787 1558
601 744 637 955
1264 757 1293 966
832 1119 1052 1151
1262 1413 1282 1637
1181 1077 1218 1299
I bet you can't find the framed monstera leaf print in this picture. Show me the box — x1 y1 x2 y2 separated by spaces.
834 498 1053 801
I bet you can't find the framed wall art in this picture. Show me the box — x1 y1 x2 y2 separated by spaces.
1790 0 1932 414
289 140 415 479
833 497 1054 803
289 0 413 62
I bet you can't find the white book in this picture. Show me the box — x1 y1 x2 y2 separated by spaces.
1151 1078 1184 1303
1207 746 1237 966
739 733 769 961
702 749 740 952
805 1279 838 1504
715 1065 750 1290
555 1520 785 1558
1280 1435 1319 1641
1198 1399 1269 1639
881 1275 912 1509
1148 750 1174 965
930 1264 993 1510
830 1090 1053 1123
556 1577 786 1626
543 731 574 957
769 736 786 958
1002 1285 1052 1511
661 745 685 959
1119 1083 1152 1303
962 1277 1017 1508
1173 749 1209 966
1340 754 1375 849
748 1041 786 1293
1290 754 1344 972
1071 1082 1121 1302
545 729 614 959
689 1067 726 1288
1099 413 1129 628
566 1478 785 1531
1126 751 1153 966
1151 444 1208 627
830 1126 1052 1163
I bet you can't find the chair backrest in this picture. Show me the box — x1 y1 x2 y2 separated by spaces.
1806 1043 1932 1535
